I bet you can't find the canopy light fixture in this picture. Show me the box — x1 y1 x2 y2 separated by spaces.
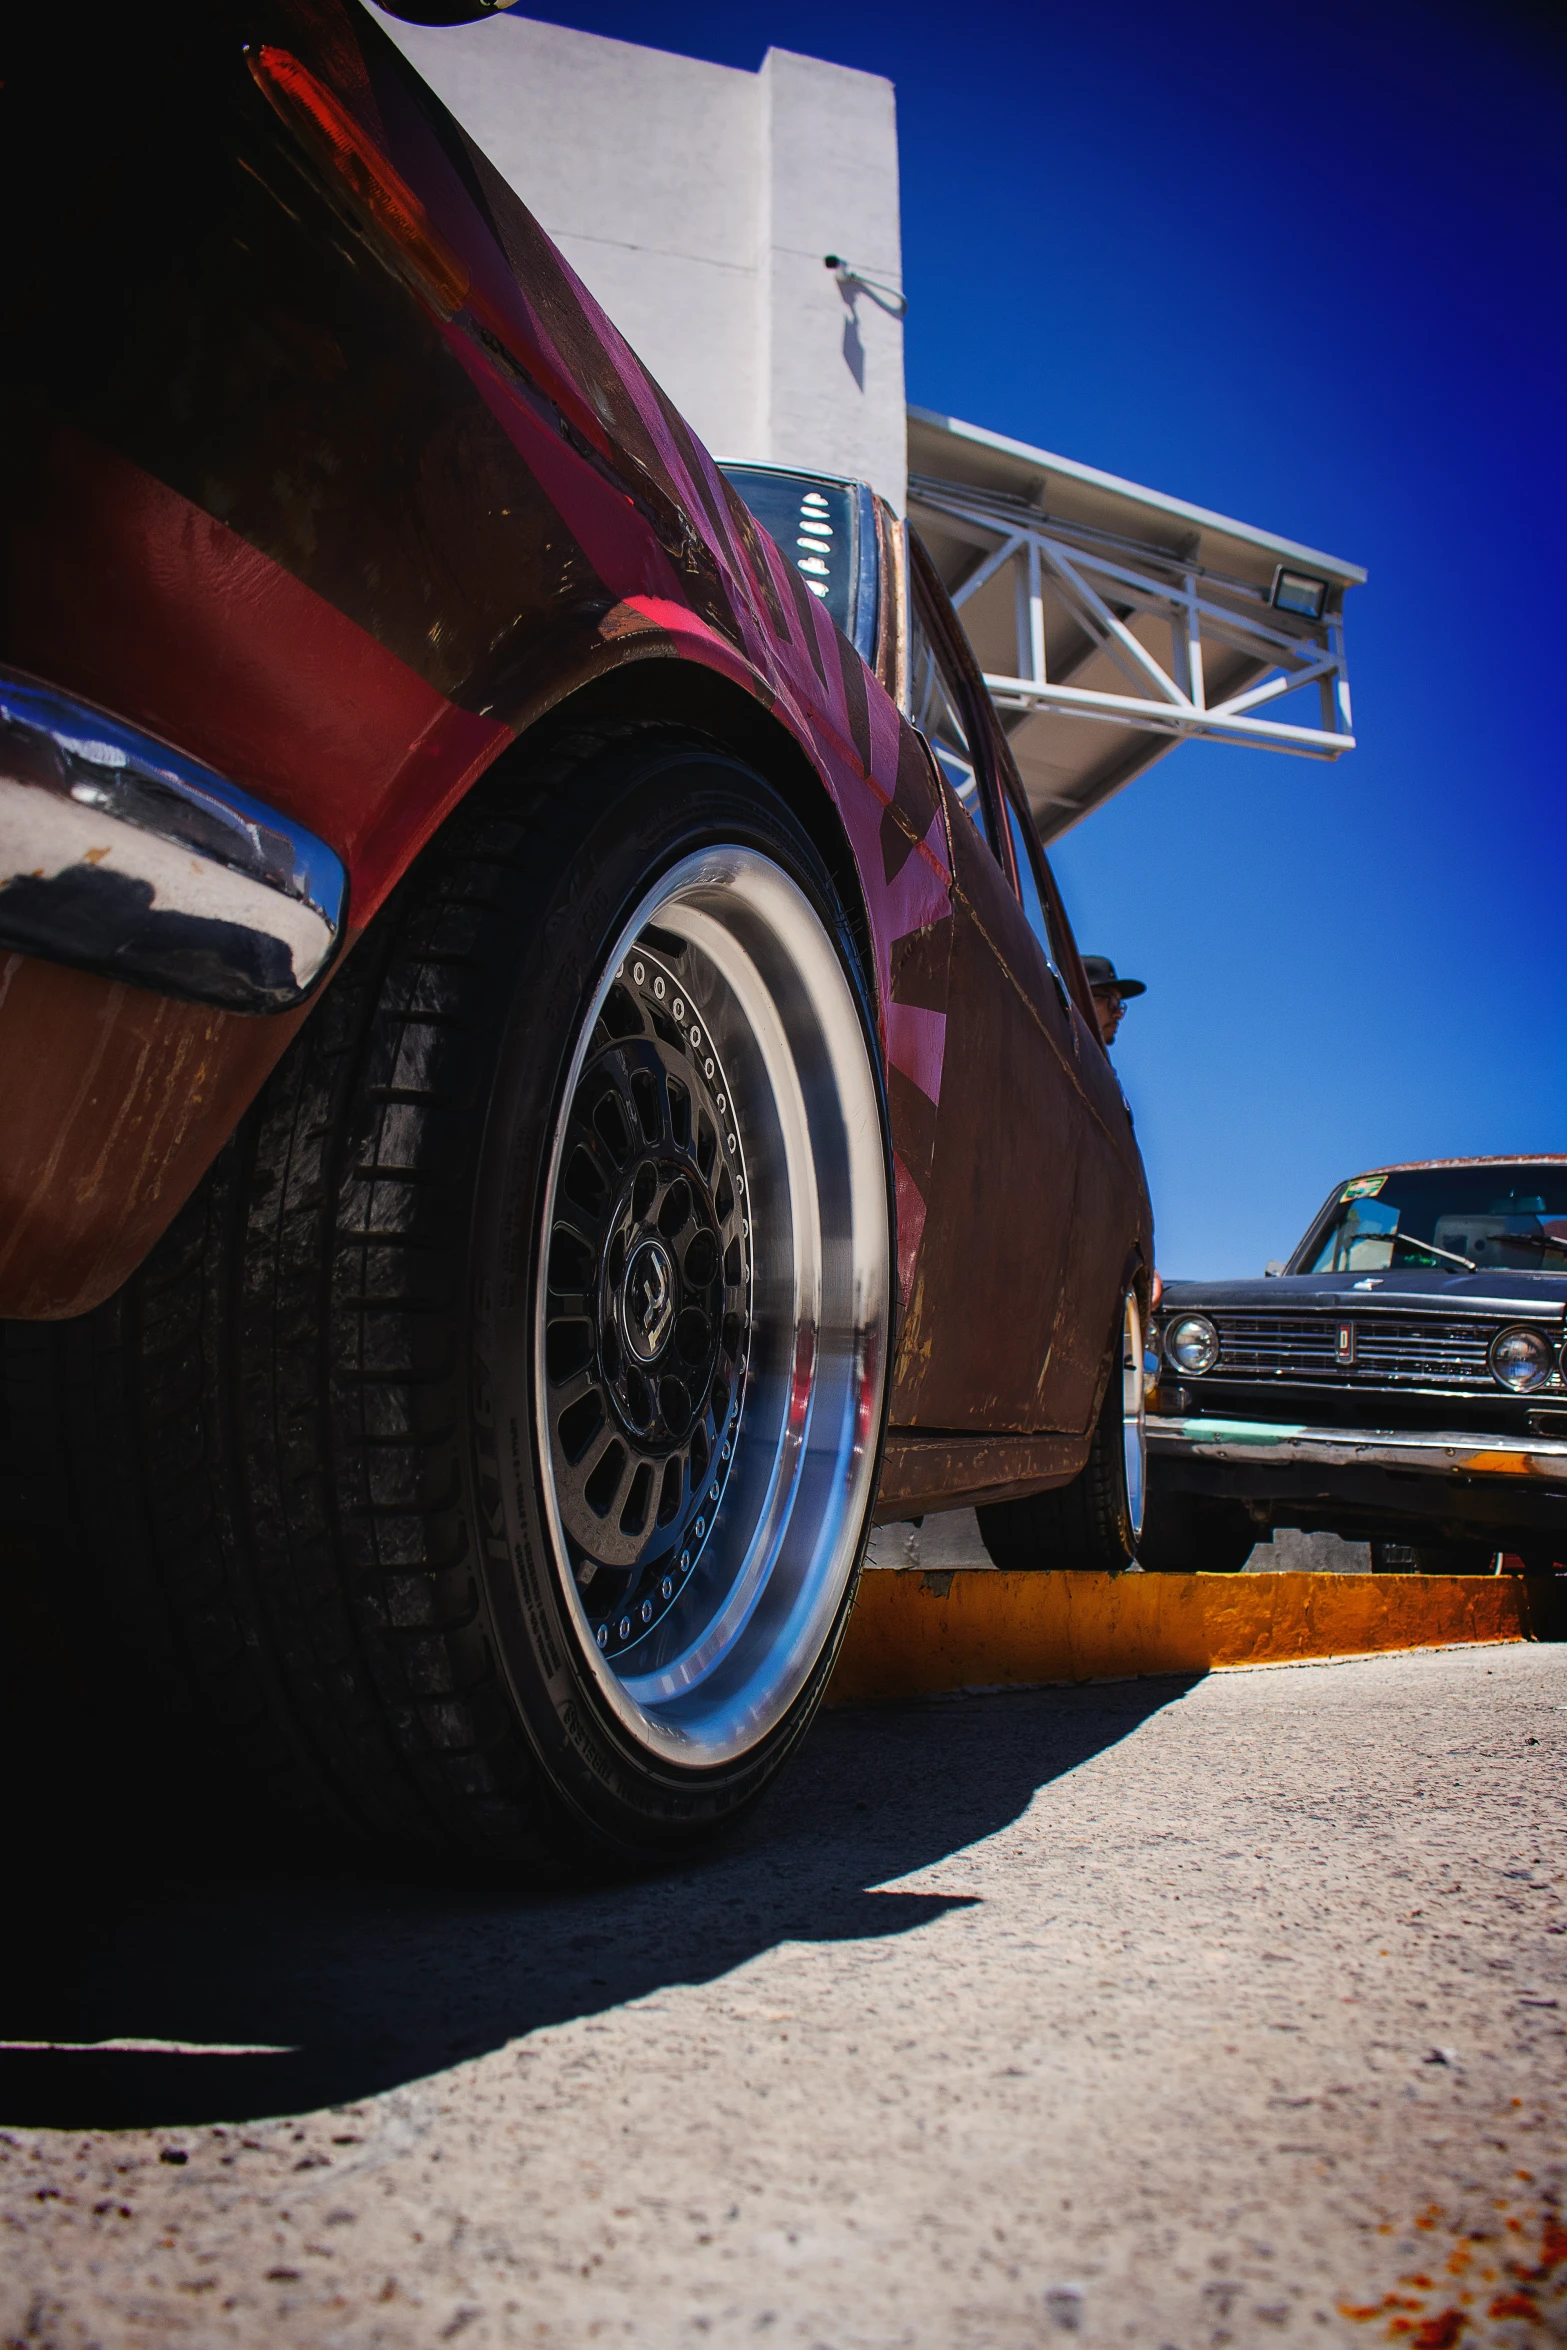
1271 566 1329 621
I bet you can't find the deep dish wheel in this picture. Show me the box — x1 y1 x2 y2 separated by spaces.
516 839 891 1773
53 734 892 1870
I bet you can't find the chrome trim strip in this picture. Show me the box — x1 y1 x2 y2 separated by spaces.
0 669 346 1013
851 482 881 668
1148 1414 1567 1481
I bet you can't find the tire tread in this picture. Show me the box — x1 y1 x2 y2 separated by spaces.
11 722 883 1868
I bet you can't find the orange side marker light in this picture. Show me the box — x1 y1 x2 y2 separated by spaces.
248 46 471 318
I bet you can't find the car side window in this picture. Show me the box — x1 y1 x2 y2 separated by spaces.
908 585 996 853
1002 796 1050 954
1001 792 1072 1008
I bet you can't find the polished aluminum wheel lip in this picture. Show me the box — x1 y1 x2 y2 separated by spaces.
533 845 889 1769
1124 1290 1147 1545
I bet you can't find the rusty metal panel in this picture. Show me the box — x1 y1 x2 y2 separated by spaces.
874 1431 1089 1521
885 530 1144 1438
0 952 313 1319
1051 1006 1151 1430
890 882 1078 1429
890 721 1129 1433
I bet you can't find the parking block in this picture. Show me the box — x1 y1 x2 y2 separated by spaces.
828 1568 1566 1702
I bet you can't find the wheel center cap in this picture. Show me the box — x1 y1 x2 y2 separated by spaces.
622 1235 676 1363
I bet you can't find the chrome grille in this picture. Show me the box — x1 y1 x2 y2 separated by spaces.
1352 1322 1493 1385
1206 1312 1496 1389
1210 1315 1335 1376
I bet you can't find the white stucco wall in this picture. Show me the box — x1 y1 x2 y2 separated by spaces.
370 9 907 510
759 48 905 509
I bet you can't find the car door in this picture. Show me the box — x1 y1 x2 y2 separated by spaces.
996 766 1149 1433
889 535 1090 1435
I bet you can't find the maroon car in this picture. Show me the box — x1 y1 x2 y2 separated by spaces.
0 1 1151 1869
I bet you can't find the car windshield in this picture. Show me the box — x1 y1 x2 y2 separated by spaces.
1296 1165 1567 1276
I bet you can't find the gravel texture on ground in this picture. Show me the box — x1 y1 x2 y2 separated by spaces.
2 1643 1562 2348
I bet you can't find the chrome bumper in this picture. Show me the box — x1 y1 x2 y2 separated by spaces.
1148 1414 1567 1485
0 669 346 1013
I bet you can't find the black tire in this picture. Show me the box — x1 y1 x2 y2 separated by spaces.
1371 1539 1498 1575
977 1291 1146 1571
43 732 893 1873
1134 1491 1256 1575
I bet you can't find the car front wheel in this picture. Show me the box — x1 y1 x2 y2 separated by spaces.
59 734 892 1872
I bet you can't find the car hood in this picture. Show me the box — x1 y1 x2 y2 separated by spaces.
1159 1271 1567 1321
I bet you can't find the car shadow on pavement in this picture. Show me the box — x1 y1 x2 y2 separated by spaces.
1 1537 1197 2131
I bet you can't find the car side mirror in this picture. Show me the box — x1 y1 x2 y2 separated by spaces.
1264 1259 1286 1277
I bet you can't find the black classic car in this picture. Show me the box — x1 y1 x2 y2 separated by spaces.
1144 1157 1567 1573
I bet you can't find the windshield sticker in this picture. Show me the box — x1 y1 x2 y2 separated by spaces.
1341 1174 1386 1201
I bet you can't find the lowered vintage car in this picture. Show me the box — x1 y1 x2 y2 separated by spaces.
1145 1157 1567 1573
0 1 1151 1869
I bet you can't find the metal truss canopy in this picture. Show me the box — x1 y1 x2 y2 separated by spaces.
907 408 1366 843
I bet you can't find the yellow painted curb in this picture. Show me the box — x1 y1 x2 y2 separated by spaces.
827 1570 1566 1704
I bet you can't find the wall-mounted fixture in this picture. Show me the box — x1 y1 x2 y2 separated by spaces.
823 254 907 318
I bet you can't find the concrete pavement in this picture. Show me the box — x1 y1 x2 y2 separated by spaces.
2 1643 1563 2346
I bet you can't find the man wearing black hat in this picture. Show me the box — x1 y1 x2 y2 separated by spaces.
1081 955 1146 1052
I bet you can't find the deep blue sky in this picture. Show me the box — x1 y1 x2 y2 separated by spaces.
521 0 1565 1273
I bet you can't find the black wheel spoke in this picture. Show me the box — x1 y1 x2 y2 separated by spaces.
539 942 752 1643
549 1362 600 1412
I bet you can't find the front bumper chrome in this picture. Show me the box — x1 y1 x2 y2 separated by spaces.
1148 1414 1567 1485
0 668 346 1013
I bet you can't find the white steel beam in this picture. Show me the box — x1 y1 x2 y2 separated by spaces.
982 675 1352 756
910 474 1357 766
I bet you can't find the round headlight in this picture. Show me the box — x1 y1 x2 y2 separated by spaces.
1164 1313 1219 1376
1489 1324 1553 1393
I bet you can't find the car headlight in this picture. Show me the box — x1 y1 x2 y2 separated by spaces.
1164 1313 1219 1376
1489 1324 1554 1392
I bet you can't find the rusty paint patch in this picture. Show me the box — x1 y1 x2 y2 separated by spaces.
1336 2193 1567 2342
